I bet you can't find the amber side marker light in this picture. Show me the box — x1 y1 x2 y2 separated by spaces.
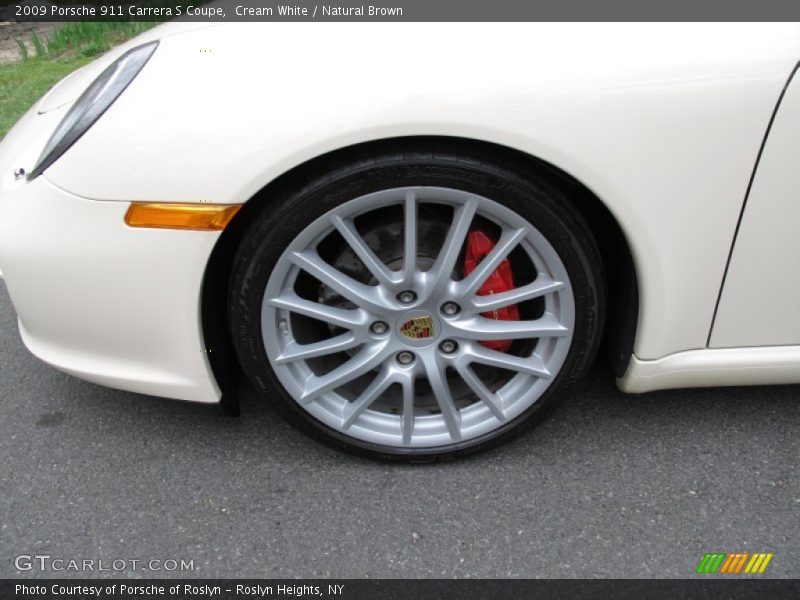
125 203 242 231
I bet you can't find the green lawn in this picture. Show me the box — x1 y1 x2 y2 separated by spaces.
0 21 157 138
0 56 93 137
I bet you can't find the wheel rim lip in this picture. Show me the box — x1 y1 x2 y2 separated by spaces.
261 186 575 448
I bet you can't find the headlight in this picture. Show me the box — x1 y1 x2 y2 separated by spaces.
28 41 158 180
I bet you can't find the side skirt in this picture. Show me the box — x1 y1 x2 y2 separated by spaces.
618 346 800 393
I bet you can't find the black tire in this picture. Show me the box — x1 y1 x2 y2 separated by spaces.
229 141 606 461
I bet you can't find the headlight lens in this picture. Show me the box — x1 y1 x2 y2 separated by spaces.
28 41 158 180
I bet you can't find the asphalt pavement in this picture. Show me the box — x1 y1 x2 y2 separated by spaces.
0 282 797 578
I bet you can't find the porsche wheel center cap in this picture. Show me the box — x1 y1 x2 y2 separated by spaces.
397 311 439 347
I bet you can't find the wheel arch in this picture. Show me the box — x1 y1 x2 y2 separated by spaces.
201 136 639 410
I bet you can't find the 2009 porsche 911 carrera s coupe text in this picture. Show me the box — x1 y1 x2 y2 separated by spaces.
1 23 798 459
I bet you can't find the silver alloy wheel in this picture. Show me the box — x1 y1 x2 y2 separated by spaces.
261 186 575 448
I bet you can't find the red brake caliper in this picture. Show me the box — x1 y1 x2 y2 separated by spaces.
463 226 519 353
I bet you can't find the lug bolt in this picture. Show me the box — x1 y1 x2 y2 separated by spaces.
397 290 417 304
370 321 389 335
439 340 458 354
441 302 461 316
397 351 415 365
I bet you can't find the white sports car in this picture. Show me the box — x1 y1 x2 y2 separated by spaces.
1 23 798 459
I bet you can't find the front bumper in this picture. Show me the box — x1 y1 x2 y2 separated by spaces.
0 108 221 403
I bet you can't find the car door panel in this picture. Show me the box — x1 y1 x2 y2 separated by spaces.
711 64 800 348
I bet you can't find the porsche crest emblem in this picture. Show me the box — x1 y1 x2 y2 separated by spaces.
399 315 435 340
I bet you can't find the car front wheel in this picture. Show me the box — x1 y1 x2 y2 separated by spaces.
229 144 605 460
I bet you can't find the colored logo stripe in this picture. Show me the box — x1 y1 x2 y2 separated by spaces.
719 553 749 573
745 553 773 574
697 552 773 574
697 553 726 574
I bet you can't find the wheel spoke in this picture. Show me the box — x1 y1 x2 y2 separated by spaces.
275 333 359 364
402 191 417 286
429 197 478 286
289 249 385 312
466 344 551 378
450 314 569 340
470 276 566 312
342 368 394 428
330 214 396 288
268 291 365 329
299 343 387 404
423 358 461 441
401 374 415 445
458 227 527 298
455 364 507 422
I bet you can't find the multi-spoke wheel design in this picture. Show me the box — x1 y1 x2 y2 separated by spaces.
261 187 575 448
229 147 603 459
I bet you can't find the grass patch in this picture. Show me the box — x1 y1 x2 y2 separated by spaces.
0 21 157 138
0 56 93 137
44 22 157 59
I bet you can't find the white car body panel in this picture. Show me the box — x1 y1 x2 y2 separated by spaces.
710 67 800 348
1 22 799 403
0 175 220 402
42 23 800 361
